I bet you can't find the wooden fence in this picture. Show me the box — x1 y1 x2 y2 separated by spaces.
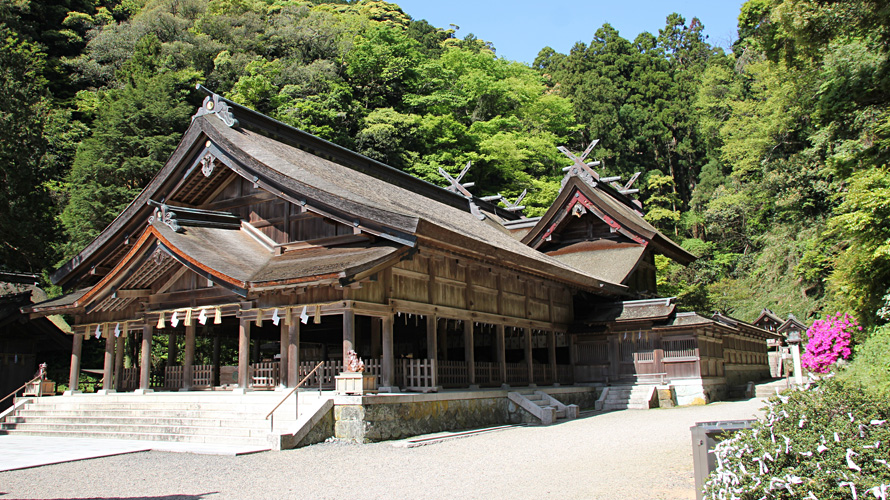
437 360 469 387
163 365 216 389
397 359 436 390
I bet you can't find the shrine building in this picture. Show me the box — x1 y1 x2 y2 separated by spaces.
10 88 777 446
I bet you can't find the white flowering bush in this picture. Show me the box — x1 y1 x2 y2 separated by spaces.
703 378 890 499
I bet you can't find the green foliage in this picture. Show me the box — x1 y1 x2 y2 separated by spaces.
2 0 889 332
824 166 890 324
704 377 890 498
0 27 60 272
838 326 890 398
60 33 199 255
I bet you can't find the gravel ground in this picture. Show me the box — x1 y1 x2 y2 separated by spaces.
0 397 766 500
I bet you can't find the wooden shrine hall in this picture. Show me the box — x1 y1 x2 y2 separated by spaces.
22 87 774 403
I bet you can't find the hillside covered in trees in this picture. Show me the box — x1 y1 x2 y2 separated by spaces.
1 0 888 328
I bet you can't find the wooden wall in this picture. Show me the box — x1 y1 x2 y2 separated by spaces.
353 249 574 325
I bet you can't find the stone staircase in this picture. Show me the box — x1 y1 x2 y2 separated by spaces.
596 384 657 411
507 390 578 425
754 378 791 398
0 391 331 448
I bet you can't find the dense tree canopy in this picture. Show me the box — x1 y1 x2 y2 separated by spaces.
2 0 889 329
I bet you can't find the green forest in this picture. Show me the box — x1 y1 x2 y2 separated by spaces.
1 0 888 328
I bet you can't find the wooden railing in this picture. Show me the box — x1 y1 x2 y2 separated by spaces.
533 364 553 385
251 362 279 389
298 361 339 389
505 362 528 385
397 359 436 390
265 361 324 432
117 367 139 392
474 361 502 386
164 365 217 390
437 360 469 387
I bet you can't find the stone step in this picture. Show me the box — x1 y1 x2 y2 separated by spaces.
0 421 269 439
0 428 270 446
3 415 276 429
10 408 297 421
19 402 293 412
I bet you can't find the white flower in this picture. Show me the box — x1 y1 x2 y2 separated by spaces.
871 420 887 426
817 444 829 453
840 481 859 500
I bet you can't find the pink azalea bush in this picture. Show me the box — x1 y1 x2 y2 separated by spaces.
801 312 861 373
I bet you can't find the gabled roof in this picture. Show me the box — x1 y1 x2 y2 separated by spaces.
754 308 783 327
778 315 807 334
521 176 695 265
49 89 630 300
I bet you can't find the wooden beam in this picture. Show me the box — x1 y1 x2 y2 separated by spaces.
155 267 189 295
115 288 151 299
387 299 568 332
90 266 111 276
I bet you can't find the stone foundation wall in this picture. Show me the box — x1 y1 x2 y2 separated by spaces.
334 387 598 443
724 365 771 386
296 408 334 447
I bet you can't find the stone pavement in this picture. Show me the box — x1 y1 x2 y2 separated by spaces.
0 435 269 472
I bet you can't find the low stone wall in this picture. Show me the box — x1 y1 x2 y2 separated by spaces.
724 364 771 386
334 387 598 443
671 378 728 406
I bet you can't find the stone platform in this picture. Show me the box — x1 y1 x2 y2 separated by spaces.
328 386 599 443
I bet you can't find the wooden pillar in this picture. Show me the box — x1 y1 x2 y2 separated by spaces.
496 324 507 387
167 331 177 367
381 315 395 391
238 318 251 391
547 330 557 385
114 332 125 391
524 327 534 386
138 325 153 393
65 332 83 395
212 333 221 387
100 327 115 394
342 309 355 372
287 320 300 387
182 323 196 391
464 320 476 388
426 316 439 388
279 321 289 388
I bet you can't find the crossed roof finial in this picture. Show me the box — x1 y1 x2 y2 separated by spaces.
558 140 640 196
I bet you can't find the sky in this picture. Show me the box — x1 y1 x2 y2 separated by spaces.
392 0 747 64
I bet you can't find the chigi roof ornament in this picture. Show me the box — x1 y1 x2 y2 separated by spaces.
558 139 640 197
193 84 238 128
439 161 486 220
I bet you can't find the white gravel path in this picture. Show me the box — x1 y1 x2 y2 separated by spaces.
0 397 766 500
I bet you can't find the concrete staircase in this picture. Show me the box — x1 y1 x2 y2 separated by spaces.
596 385 657 411
507 390 578 425
0 391 330 448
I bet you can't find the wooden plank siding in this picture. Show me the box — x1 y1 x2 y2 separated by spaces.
383 251 574 326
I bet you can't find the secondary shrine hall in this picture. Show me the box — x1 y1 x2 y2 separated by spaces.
23 87 776 406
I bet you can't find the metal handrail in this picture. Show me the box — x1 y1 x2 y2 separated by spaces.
0 367 46 406
265 361 325 431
